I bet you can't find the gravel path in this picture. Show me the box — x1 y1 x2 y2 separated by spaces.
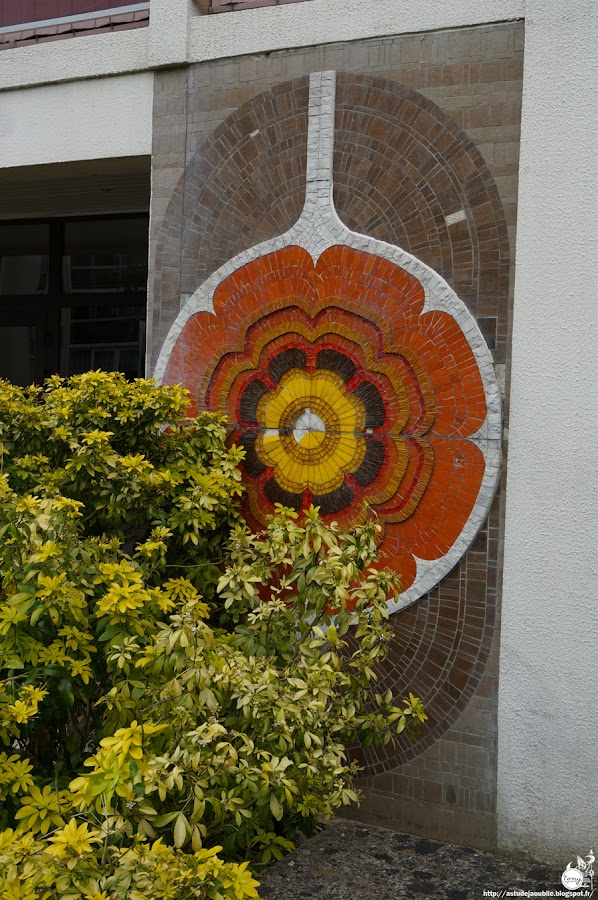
259 819 564 900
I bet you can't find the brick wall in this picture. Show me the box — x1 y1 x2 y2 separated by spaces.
149 20 523 850
0 0 148 50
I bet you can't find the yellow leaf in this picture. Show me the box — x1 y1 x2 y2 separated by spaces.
174 813 188 848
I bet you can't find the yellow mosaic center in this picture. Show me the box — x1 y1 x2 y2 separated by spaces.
256 368 366 494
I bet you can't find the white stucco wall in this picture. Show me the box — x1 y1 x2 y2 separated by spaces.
148 0 194 68
0 73 153 168
0 27 149 91
498 0 598 861
0 0 524 91
189 0 525 62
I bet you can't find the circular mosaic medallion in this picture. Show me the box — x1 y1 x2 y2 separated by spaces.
156 71 501 613
159 242 498 606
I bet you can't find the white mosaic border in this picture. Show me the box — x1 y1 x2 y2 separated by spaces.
154 70 502 614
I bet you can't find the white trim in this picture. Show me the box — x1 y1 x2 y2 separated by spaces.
0 3 149 35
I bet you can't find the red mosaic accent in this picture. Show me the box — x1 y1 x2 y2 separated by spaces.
163 244 487 593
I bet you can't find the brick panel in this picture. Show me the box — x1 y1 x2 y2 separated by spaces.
149 21 524 849
333 73 511 368
151 75 310 355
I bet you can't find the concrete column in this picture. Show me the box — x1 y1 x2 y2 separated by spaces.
149 0 194 67
498 0 598 861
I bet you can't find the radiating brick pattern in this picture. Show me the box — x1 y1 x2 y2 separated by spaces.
154 65 505 756
334 74 511 366
150 42 520 373
149 22 523 850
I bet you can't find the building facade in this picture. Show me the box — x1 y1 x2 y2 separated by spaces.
0 0 596 862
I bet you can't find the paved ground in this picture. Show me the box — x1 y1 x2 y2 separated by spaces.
259 819 564 900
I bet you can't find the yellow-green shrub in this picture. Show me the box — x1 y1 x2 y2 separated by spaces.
0 373 425 898
0 826 260 899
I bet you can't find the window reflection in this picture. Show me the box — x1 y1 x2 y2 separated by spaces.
63 219 148 293
62 306 146 380
0 223 49 295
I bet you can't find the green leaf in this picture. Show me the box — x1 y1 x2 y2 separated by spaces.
58 679 75 709
154 812 179 827
97 624 122 642
29 606 44 626
41 665 67 679
269 794 283 821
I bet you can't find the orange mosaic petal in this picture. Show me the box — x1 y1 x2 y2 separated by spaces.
386 437 486 563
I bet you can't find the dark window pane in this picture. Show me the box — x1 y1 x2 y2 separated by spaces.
63 305 146 379
70 316 141 345
94 350 117 369
0 326 37 386
70 348 93 375
119 348 139 373
63 218 148 293
0 223 49 295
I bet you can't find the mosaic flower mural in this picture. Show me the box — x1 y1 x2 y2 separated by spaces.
160 244 489 594
155 68 507 774
156 69 502 612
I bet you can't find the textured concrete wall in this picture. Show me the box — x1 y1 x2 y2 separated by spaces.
188 0 524 61
498 0 598 861
0 0 523 91
0 73 153 167
0 25 149 89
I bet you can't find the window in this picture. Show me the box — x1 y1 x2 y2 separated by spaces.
0 215 148 386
